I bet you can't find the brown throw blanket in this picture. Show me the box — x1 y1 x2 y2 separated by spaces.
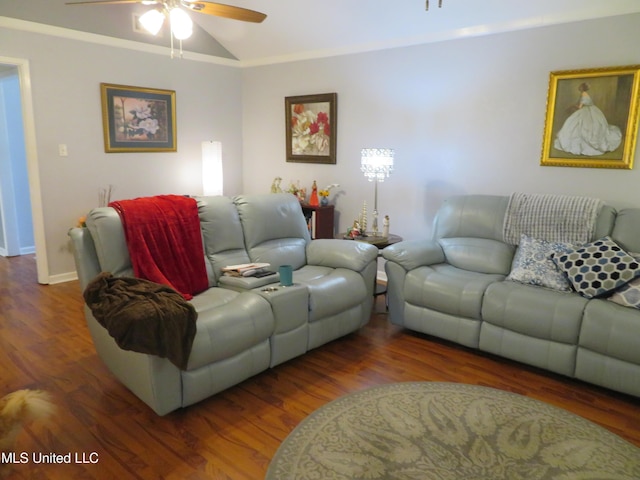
84 272 197 370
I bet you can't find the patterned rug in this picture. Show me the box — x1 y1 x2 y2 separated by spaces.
266 382 640 479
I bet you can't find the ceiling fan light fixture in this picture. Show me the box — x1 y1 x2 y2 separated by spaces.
139 8 164 35
169 7 193 40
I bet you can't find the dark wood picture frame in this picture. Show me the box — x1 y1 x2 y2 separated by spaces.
101 83 177 153
285 93 337 164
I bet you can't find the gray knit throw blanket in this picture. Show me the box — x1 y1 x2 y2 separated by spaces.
502 193 604 245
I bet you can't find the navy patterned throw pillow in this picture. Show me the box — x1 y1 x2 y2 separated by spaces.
551 236 640 298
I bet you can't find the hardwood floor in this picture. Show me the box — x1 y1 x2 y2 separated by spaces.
1 254 639 479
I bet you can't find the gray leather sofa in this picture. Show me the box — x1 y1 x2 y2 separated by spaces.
383 194 640 398
69 193 378 415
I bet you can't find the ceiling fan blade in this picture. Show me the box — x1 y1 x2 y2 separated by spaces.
182 1 266 23
65 1 158 5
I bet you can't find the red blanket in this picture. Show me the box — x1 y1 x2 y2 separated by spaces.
110 195 208 300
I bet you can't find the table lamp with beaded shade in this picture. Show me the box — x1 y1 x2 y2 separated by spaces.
360 148 394 236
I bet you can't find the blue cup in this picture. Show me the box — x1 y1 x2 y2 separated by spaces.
279 264 293 287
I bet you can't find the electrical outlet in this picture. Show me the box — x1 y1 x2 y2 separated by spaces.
58 144 68 157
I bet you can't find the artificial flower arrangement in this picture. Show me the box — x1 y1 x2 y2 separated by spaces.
318 183 339 205
286 180 306 202
320 183 339 197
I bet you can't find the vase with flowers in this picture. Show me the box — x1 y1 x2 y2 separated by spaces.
319 183 339 206
319 189 330 206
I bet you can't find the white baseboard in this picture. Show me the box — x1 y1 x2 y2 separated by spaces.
0 247 35 256
49 271 78 284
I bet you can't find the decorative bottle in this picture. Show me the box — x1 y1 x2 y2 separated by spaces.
309 180 319 206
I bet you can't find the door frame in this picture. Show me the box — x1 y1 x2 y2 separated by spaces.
1 56 48 283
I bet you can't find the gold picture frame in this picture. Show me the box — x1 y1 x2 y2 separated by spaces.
541 65 640 169
101 83 177 153
285 93 337 164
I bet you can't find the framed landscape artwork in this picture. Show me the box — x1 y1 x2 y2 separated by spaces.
101 83 177 153
540 65 640 169
285 93 337 164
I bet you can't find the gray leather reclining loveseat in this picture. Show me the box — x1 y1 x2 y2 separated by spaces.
383 194 640 399
69 193 378 415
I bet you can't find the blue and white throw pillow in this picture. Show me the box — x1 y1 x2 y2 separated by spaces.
507 234 574 291
552 236 640 298
608 253 640 309
608 278 640 309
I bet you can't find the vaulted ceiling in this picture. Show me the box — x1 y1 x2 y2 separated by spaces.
2 1 640 65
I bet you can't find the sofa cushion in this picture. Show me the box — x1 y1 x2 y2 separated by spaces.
197 195 252 283
610 208 640 253
552 236 640 298
439 237 515 275
433 195 510 241
579 299 640 365
507 234 573 291
405 264 504 320
293 266 368 322
234 193 310 270
576 299 640 398
482 281 587 344
186 288 275 370
479 323 578 378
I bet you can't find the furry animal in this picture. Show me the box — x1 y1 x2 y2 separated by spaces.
0 390 55 454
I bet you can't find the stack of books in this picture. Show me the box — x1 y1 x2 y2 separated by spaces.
222 263 271 277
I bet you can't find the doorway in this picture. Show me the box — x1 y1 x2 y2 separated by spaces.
0 57 48 283
0 66 33 257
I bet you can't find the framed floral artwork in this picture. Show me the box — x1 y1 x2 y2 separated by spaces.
540 65 640 169
100 83 177 153
285 93 337 164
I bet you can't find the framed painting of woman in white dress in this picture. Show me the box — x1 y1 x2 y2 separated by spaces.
541 65 640 169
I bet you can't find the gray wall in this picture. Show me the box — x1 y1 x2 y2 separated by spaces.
0 27 244 279
241 14 640 241
2 13 640 279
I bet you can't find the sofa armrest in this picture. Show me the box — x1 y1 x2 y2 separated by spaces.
382 239 445 270
69 227 102 291
306 239 379 271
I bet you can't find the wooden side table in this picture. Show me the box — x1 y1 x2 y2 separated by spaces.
301 204 335 239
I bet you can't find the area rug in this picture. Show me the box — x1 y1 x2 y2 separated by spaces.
266 382 640 479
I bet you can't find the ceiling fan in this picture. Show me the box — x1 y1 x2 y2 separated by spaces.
65 0 267 24
66 0 266 56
